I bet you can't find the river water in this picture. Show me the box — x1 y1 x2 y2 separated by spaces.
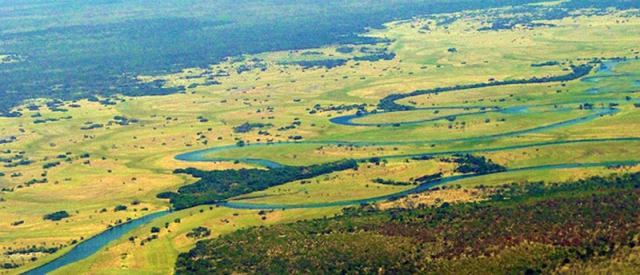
24 59 639 274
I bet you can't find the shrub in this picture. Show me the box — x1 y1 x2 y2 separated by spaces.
43 211 70 221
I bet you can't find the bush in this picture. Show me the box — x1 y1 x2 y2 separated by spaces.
43 211 70 221
335 46 354 53
3 263 18 269
186 227 211 239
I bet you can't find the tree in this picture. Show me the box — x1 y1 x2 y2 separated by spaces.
43 211 70 221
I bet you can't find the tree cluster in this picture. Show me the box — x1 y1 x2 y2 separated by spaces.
452 154 507 175
43 211 70 221
159 159 359 209
233 122 273 133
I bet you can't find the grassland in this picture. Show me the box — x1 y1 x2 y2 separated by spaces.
48 206 342 275
1 2 639 274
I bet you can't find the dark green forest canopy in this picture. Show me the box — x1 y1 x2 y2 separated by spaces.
175 172 640 274
2 0 636 115
159 159 358 209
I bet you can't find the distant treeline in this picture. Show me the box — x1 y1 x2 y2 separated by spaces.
353 52 396 62
477 0 640 32
176 171 640 274
476 5 566 32
561 0 640 10
158 159 358 209
531 61 561 67
378 64 593 111
289 59 349 69
478 22 555 31
284 52 397 69
0 0 569 115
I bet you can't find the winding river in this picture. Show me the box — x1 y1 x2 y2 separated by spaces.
24 211 170 275
26 59 640 274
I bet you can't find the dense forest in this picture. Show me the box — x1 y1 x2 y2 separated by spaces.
2 0 627 115
158 159 358 209
175 172 640 274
